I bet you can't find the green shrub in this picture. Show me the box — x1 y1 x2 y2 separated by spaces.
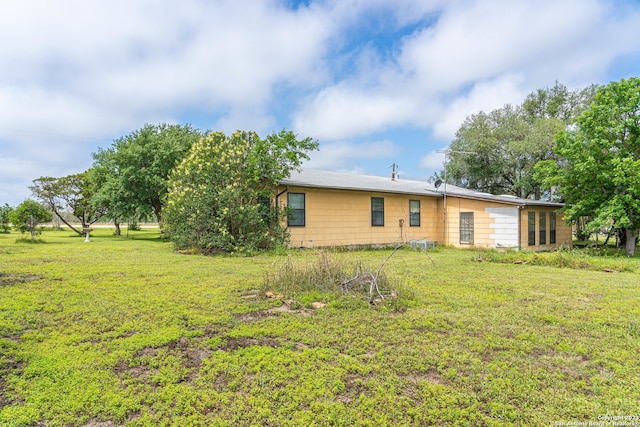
9 200 52 241
127 221 141 231
475 247 635 272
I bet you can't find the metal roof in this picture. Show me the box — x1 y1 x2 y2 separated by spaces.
280 169 563 208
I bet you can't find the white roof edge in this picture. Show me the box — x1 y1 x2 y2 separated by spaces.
280 169 563 207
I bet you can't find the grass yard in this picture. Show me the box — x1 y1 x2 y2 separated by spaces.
1 229 639 426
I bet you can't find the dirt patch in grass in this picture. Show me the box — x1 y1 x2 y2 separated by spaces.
0 358 25 408
136 347 159 358
237 303 313 323
422 370 449 385
218 336 312 353
169 337 212 371
83 420 118 427
239 289 261 301
221 336 281 351
336 373 377 404
113 359 151 382
114 338 215 386
0 272 43 286
236 310 279 322
267 303 312 315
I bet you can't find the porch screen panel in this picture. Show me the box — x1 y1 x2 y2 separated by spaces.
549 212 557 244
528 212 536 246
539 212 546 245
460 212 474 245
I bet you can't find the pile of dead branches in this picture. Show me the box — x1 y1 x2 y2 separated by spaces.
338 247 400 304
264 247 406 306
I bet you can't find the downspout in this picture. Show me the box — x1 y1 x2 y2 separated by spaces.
275 186 289 217
275 186 290 237
276 185 289 206
517 205 523 251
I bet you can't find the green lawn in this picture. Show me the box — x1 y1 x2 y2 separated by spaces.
1 229 639 426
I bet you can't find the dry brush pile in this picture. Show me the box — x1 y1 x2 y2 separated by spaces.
263 248 415 311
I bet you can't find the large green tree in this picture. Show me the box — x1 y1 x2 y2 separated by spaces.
439 82 596 199
91 123 203 224
90 156 134 236
536 77 640 256
30 172 103 236
522 81 598 123
442 105 559 198
164 129 317 253
0 203 13 233
10 200 52 241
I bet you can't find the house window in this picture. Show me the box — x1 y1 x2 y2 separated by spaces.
287 193 305 226
460 212 474 245
371 197 384 226
539 212 547 245
409 200 420 226
550 212 557 244
528 212 536 246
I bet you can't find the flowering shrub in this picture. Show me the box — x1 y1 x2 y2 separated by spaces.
164 130 317 253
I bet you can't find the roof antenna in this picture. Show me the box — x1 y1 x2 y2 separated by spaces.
391 163 399 181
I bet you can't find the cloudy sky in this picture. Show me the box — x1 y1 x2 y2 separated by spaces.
2 0 640 206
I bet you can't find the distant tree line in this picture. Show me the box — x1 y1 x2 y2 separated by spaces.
15 123 317 252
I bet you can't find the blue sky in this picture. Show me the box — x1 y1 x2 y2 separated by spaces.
2 0 640 206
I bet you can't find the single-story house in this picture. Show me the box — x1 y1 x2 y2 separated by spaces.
276 169 572 250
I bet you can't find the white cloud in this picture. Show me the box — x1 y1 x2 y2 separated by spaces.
0 86 122 137
304 139 400 170
0 0 334 133
293 85 417 139
1 0 640 204
419 147 447 170
396 0 623 92
431 75 527 140
0 156 79 206
293 0 640 142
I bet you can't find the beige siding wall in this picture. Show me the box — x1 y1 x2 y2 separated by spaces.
279 187 572 250
442 197 516 248
279 186 440 248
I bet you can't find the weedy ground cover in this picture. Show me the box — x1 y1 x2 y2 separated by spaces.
474 247 638 272
1 230 639 426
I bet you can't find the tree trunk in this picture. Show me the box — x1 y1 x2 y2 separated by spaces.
618 228 627 248
153 205 163 231
52 210 83 236
114 222 121 236
625 228 637 257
